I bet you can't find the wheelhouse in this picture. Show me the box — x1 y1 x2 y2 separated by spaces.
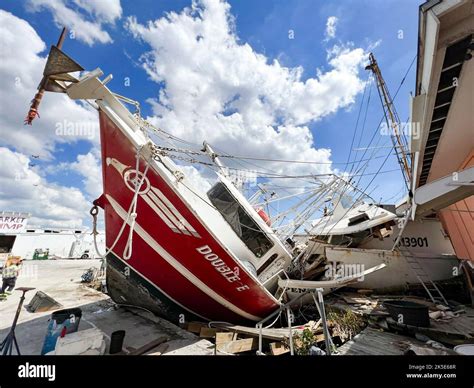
207 176 293 289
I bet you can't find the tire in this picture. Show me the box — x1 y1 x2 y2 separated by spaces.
81 254 89 259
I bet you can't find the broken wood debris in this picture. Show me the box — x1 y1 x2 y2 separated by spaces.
128 336 169 355
145 343 169 356
179 292 474 355
269 342 290 355
219 338 258 354
337 327 436 356
215 332 237 343
215 332 238 354
199 327 218 338
185 321 207 334
212 323 292 341
341 294 373 305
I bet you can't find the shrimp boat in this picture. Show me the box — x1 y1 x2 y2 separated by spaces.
26 30 385 324
301 195 460 293
295 0 474 297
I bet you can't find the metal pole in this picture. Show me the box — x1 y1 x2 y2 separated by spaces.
202 141 229 177
318 290 331 356
9 291 26 332
56 27 68 48
311 290 332 355
365 53 411 187
286 307 294 355
255 291 309 355
257 323 263 355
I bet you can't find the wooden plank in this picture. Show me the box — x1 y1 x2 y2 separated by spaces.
342 296 373 305
145 343 169 356
213 324 292 341
303 256 326 279
186 321 207 334
269 342 289 356
215 332 237 346
199 327 218 338
129 336 169 355
220 338 258 354
313 333 326 343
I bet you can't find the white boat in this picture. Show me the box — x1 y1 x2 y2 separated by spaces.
300 196 459 292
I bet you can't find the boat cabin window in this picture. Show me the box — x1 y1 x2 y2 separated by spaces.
348 213 370 226
208 182 274 258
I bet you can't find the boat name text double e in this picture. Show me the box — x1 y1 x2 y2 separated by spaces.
196 245 250 292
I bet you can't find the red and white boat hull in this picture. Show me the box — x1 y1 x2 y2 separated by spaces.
98 110 281 323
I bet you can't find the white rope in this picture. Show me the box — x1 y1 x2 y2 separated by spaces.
91 190 134 260
91 146 150 261
123 147 150 260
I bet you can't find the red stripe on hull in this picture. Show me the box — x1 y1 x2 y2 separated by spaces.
99 110 280 322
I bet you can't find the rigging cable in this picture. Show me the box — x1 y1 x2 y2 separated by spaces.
352 78 373 172
350 53 417 176
344 73 371 170
305 54 418 243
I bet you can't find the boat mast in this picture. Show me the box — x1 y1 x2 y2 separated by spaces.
202 141 230 178
274 178 338 239
365 53 412 189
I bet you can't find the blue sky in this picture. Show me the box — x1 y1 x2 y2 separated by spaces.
0 0 421 228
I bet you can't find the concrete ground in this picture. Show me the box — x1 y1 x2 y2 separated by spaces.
0 259 213 355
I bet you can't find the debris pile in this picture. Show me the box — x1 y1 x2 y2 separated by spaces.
292 328 325 355
327 292 474 353
80 260 106 292
176 291 474 356
326 308 365 343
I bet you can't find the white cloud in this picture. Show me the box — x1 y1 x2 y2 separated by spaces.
68 151 103 200
0 147 91 229
0 10 99 159
43 147 103 201
180 165 212 193
0 1 369 229
0 10 100 228
73 0 122 24
126 0 367 185
325 16 338 40
27 0 122 46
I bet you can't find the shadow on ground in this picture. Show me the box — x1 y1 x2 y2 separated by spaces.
0 297 213 355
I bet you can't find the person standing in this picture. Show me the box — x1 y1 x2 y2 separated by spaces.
0 259 22 298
